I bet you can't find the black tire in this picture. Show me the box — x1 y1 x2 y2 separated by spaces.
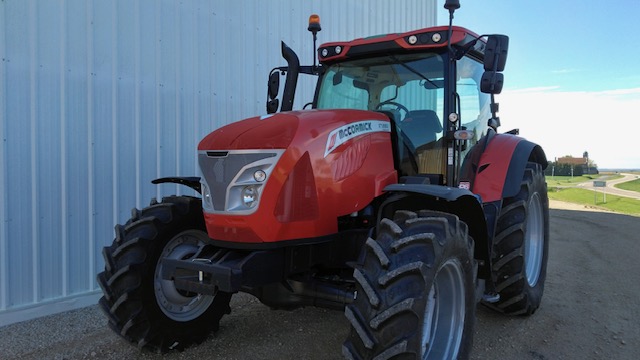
343 210 476 360
486 162 549 315
97 196 232 352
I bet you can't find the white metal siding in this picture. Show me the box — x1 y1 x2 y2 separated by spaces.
0 0 436 326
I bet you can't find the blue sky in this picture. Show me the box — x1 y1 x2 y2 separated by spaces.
438 1 640 169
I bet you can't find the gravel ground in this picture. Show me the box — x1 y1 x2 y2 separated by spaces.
1 200 639 360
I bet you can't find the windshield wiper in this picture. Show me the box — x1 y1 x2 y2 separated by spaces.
390 55 439 89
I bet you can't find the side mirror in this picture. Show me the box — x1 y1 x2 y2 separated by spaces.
481 35 508 94
484 35 509 72
268 72 280 100
266 71 281 114
480 71 504 94
267 99 280 114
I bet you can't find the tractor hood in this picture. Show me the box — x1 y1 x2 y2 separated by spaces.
198 109 391 151
197 109 398 244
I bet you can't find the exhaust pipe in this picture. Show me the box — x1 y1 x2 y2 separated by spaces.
280 41 300 112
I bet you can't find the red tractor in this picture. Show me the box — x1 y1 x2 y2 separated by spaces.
98 2 549 359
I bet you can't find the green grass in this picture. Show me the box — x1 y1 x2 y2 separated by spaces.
602 174 624 181
545 174 598 187
548 188 640 216
615 178 640 192
545 174 624 187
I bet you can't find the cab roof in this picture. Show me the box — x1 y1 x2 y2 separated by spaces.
318 26 484 64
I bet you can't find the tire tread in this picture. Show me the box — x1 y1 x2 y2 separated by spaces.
96 196 231 353
485 162 549 316
343 210 476 359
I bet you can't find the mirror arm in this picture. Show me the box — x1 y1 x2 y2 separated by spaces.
488 95 500 131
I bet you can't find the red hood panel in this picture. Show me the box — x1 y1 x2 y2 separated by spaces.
198 113 298 150
199 109 398 243
198 109 390 150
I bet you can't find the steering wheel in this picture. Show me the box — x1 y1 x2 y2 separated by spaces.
375 101 409 120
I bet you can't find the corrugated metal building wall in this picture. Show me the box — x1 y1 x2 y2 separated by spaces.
0 0 436 326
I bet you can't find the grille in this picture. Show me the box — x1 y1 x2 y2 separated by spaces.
198 150 283 213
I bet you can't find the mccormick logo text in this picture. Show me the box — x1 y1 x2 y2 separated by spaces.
324 120 390 157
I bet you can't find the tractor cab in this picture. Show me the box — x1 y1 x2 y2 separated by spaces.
268 21 508 187
314 45 490 184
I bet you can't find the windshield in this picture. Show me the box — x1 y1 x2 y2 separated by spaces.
316 53 445 146
316 53 444 108
317 54 446 175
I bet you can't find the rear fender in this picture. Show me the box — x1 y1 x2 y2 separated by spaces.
464 133 547 203
380 184 490 279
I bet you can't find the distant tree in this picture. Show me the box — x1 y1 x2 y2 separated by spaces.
552 162 583 176
556 163 571 176
585 159 599 175
574 164 584 176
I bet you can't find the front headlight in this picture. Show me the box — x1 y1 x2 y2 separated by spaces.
253 170 267 182
201 181 214 212
241 185 259 208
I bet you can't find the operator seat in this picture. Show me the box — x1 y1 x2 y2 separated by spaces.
400 110 445 177
401 110 443 147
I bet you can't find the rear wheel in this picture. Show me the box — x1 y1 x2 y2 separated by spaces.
343 210 476 360
97 196 232 352
486 162 549 315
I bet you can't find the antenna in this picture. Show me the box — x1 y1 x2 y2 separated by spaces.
444 0 460 14
444 0 460 55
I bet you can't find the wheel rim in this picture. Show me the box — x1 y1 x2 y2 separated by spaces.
421 259 466 360
524 192 544 287
154 230 214 322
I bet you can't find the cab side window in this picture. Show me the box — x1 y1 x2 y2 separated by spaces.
457 56 490 143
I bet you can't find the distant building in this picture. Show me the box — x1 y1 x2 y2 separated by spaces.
556 155 586 166
556 151 598 175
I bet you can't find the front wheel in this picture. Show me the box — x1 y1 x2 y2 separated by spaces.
343 210 476 360
97 196 232 352
486 162 549 315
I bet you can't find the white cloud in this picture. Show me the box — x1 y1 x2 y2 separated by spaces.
496 87 640 169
